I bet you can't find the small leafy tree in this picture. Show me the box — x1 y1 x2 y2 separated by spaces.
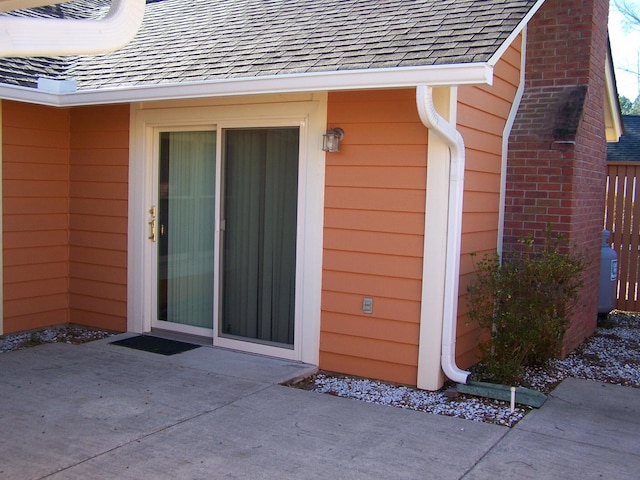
467 227 587 384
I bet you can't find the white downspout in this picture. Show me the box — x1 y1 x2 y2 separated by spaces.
416 84 471 384
0 0 145 57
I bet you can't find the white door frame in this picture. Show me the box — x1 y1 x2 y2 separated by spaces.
127 95 327 364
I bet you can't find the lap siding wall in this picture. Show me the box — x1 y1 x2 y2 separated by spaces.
2 101 71 333
69 105 129 332
320 89 427 385
2 101 130 334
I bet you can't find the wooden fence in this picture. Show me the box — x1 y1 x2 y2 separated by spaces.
605 162 640 312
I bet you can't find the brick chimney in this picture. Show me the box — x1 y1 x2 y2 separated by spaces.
504 0 610 352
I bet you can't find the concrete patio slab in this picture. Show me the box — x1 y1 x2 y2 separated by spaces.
1 339 638 479
465 378 640 479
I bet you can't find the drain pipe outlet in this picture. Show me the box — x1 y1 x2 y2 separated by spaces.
0 0 146 57
416 84 471 385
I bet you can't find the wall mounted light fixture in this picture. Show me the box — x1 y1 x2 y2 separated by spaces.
322 127 344 153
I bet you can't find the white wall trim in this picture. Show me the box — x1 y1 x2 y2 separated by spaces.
127 94 326 365
417 86 458 390
0 63 493 108
498 28 528 256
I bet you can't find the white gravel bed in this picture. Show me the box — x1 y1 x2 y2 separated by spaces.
305 311 640 427
313 374 527 427
0 326 113 353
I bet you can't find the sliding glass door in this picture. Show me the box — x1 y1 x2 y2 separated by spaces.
153 126 299 348
157 130 216 331
221 128 299 347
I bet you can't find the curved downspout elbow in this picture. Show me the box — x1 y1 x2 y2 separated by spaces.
416 84 471 385
0 0 145 57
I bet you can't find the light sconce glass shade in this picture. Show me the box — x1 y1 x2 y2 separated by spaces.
322 127 344 153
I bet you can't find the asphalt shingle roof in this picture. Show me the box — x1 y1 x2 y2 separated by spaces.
0 0 539 91
608 116 640 161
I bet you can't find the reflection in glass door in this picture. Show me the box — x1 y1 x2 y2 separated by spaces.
157 131 216 331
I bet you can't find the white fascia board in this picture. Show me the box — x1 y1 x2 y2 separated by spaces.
605 48 623 142
487 0 546 67
0 63 493 107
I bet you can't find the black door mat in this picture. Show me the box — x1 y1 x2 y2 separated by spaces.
110 335 201 355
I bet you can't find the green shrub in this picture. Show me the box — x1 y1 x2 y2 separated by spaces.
467 227 587 384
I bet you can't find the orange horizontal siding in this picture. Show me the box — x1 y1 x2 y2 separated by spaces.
3 197 68 215
325 165 426 189
3 127 70 149
68 104 129 332
69 278 126 302
69 214 128 235
4 310 68 333
3 145 70 165
462 212 500 234
4 294 67 317
4 246 68 267
69 231 127 251
323 271 422 302
322 312 420 343
331 144 428 167
457 104 507 137
4 230 68 249
69 165 128 183
69 198 128 217
69 182 128 200
69 294 126 318
2 100 71 334
4 279 67 302
464 170 502 193
70 130 129 150
320 352 418 386
322 250 423 279
321 332 418 366
69 263 126 285
4 179 68 198
457 126 503 154
325 186 425 212
321 88 426 385
69 310 125 332
322 291 421 323
69 246 127 268
324 208 424 235
323 228 424 256
4 262 67 283
463 191 501 213
4 162 68 181
4 214 68 232
70 148 129 166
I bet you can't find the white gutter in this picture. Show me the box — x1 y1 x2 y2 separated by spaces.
416 84 471 385
0 0 145 57
0 63 493 107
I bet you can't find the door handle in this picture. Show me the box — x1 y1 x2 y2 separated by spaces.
149 219 156 242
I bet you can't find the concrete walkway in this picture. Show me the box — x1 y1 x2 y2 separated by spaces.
0 334 638 479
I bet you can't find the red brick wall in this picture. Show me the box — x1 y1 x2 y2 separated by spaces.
505 0 609 353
